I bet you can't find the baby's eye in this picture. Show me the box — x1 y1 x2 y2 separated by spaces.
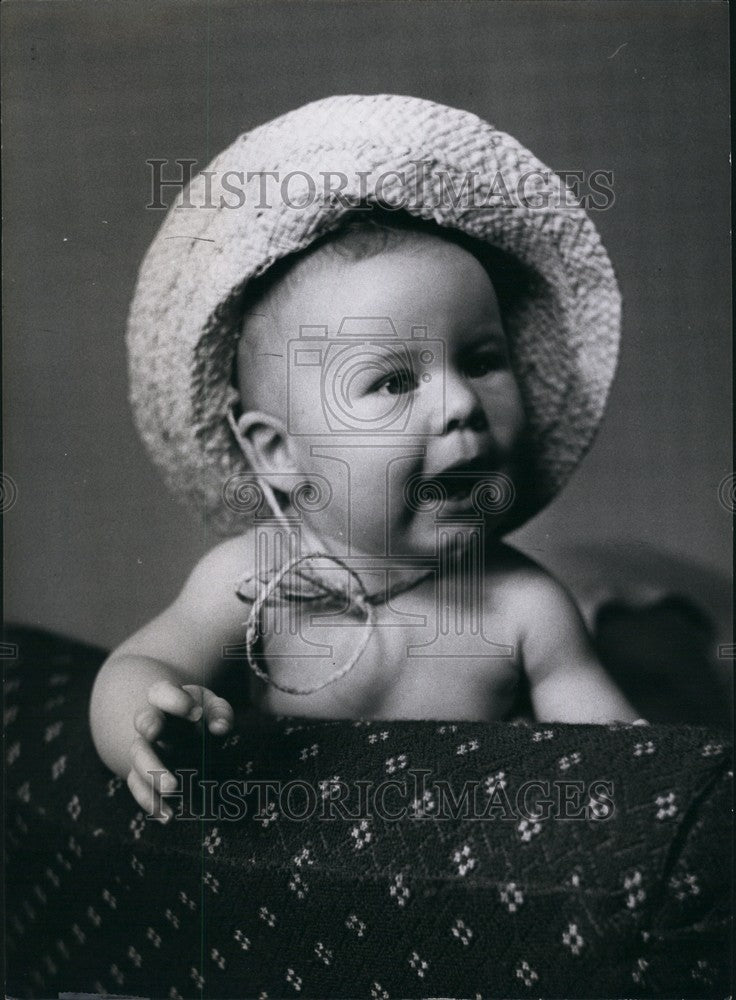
464 349 508 379
374 368 417 396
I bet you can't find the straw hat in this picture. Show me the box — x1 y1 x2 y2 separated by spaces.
127 93 620 535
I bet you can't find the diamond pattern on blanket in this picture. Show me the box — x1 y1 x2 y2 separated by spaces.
3 626 732 998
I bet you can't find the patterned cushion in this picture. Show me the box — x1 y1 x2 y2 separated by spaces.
4 626 732 998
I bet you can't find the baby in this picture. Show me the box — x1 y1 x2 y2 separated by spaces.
90 95 641 821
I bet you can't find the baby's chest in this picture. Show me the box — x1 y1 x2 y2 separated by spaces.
252 584 522 720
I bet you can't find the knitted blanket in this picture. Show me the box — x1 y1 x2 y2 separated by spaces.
4 626 732 999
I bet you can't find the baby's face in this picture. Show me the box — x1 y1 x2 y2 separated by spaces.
239 233 527 557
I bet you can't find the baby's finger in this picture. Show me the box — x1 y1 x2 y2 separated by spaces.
130 736 178 796
182 685 234 735
134 705 166 742
148 679 202 722
127 769 172 823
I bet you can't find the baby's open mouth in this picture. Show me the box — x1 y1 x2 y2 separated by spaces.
424 455 495 501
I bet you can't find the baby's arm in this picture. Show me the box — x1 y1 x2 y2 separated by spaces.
89 534 253 818
519 571 640 724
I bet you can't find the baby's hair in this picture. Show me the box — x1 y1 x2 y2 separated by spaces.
230 205 532 390
305 207 531 315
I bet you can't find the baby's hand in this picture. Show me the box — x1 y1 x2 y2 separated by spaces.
127 681 234 822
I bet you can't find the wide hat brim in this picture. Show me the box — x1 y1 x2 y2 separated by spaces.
127 93 620 535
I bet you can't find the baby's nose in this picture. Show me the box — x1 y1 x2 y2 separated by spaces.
441 374 488 435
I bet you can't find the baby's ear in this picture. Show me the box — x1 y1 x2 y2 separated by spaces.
233 410 299 484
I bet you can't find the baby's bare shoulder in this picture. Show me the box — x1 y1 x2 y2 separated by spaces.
483 544 574 615
108 531 259 676
185 531 257 590
162 531 263 627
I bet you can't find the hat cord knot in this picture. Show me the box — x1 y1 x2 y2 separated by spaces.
242 550 376 696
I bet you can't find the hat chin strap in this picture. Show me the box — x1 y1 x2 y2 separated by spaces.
225 405 320 542
226 405 376 696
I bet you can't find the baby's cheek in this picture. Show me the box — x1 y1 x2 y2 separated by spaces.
487 378 527 451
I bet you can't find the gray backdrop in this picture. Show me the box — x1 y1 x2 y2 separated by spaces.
3 0 731 649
